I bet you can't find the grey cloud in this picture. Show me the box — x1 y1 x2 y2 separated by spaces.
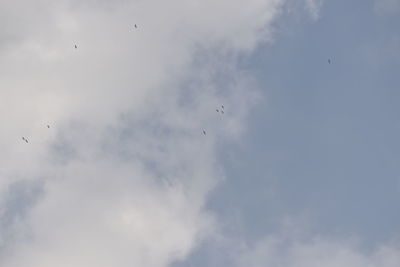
374 0 400 15
237 235 400 267
305 0 323 20
0 0 285 266
0 180 44 258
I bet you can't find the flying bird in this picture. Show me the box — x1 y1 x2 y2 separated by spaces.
221 110 224 114
22 137 28 143
328 59 331 64
134 24 138 28
221 105 224 109
216 109 219 113
203 130 206 135
74 44 78 49
47 125 50 128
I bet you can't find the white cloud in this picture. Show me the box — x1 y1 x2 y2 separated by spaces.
237 235 400 267
0 0 285 266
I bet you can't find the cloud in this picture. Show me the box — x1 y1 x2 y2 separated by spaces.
0 0 284 266
305 0 323 20
237 235 400 267
374 0 400 15
282 0 323 21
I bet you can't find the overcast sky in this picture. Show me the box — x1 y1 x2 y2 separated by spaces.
1 1 399 267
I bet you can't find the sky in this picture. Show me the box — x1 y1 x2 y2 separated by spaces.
0 0 399 267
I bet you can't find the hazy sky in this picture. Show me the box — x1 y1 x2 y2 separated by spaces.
1 1 399 267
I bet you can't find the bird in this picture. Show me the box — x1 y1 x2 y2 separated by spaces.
328 59 331 64
216 109 219 113
22 137 28 143
203 130 206 135
74 44 78 49
221 105 224 109
221 110 224 114
134 24 138 28
47 125 50 128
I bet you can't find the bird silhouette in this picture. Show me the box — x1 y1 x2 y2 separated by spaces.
74 44 78 49
47 125 50 128
328 59 331 64
203 130 206 135
22 137 28 143
134 24 138 28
